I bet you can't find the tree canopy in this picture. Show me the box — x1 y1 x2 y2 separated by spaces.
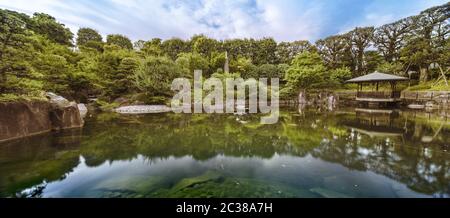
0 2 448 102
77 27 103 47
106 34 133 50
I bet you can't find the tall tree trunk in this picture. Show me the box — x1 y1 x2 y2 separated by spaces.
419 66 428 82
0 70 5 93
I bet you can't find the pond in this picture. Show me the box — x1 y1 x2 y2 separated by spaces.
0 107 449 198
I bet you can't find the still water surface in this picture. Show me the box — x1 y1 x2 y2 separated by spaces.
0 107 449 198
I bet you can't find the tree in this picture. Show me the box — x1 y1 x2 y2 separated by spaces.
277 40 315 64
106 34 133 50
223 39 247 60
437 38 450 69
230 56 256 78
133 40 146 51
377 62 404 75
176 52 209 77
400 37 432 81
91 44 136 99
346 27 375 75
210 51 227 73
161 38 189 60
247 64 284 80
329 67 352 84
72 51 103 101
223 38 279 64
252 38 278 65
316 35 352 69
31 13 73 46
142 38 163 56
374 18 413 62
364 50 385 73
77 27 102 47
191 35 219 58
283 52 327 94
416 3 449 49
0 9 38 94
35 53 70 94
113 57 138 95
133 56 184 96
81 41 104 53
404 3 450 82
29 35 79 96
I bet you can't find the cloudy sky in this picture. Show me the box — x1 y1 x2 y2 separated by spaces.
0 0 447 42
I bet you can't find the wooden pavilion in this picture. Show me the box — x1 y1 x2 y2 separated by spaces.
346 72 409 103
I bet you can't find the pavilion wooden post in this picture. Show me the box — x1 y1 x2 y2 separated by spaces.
389 81 397 98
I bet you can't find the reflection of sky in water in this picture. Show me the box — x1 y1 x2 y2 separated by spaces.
2 108 449 198
38 154 429 198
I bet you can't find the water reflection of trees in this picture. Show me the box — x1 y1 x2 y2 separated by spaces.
0 130 82 197
312 109 449 195
0 109 448 197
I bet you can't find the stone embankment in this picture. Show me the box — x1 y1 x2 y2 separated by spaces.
0 93 86 142
282 90 449 110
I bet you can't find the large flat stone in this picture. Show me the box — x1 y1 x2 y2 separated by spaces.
0 101 52 142
115 105 172 114
0 95 85 142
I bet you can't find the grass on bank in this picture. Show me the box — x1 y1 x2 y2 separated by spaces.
405 80 450 91
0 93 48 103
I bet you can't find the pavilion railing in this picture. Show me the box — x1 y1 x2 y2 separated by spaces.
356 91 401 99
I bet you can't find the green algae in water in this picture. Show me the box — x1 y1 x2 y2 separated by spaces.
93 176 170 197
92 172 320 198
170 171 224 192
310 188 352 198
152 177 320 198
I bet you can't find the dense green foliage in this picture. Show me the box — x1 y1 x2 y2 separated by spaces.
0 3 448 102
107 34 133 50
284 52 328 91
134 56 185 96
76 27 102 47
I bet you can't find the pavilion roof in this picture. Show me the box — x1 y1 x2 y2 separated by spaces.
346 72 409 83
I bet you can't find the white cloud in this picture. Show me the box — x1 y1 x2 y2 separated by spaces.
0 0 324 42
0 0 447 42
